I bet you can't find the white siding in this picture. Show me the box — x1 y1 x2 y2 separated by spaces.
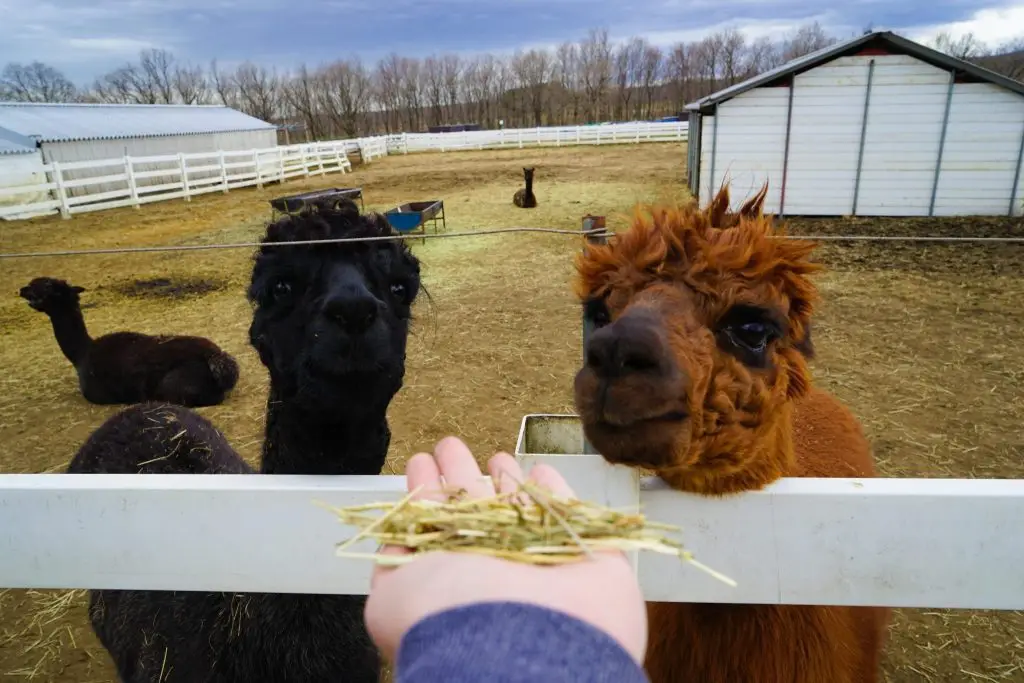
41 129 278 197
855 55 951 216
698 115 714 206
782 55 872 215
699 52 1024 217
934 83 1024 217
697 88 789 211
0 151 48 208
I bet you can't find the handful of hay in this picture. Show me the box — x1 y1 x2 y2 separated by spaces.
322 479 736 587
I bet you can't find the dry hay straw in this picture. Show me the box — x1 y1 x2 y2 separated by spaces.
322 477 735 587
0 589 88 680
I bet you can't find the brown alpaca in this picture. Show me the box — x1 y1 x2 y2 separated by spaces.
512 166 537 208
572 184 889 683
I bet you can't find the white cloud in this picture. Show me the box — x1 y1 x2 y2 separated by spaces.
67 37 160 53
903 3 1024 47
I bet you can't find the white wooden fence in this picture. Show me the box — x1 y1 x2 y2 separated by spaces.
0 141 354 221
386 121 689 154
0 414 1021 610
0 122 688 221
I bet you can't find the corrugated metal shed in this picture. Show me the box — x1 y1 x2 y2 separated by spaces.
0 103 275 143
0 125 37 155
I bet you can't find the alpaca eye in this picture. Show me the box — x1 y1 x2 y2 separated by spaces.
732 322 770 351
390 283 406 299
584 298 611 328
272 281 292 300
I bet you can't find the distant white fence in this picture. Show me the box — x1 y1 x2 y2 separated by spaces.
386 121 689 154
0 413 1021 610
0 122 687 221
0 141 354 221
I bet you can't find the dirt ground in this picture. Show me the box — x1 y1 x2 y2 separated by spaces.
0 143 1022 682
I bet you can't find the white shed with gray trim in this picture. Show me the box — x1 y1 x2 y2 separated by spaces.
685 31 1024 217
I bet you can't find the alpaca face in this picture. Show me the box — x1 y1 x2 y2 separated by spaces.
19 277 85 314
572 192 819 490
248 204 421 418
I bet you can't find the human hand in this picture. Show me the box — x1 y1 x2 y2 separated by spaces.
363 436 648 665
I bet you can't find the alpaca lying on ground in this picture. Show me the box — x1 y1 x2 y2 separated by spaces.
572 185 889 683
68 198 422 682
19 277 238 408
512 166 537 208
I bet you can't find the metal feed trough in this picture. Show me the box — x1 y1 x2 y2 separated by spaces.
269 187 364 218
384 200 446 244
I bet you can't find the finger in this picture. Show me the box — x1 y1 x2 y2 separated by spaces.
433 436 494 499
487 452 526 496
527 463 577 500
404 451 445 502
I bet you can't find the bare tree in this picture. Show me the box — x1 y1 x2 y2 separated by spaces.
210 60 241 109
0 62 77 102
613 37 646 120
987 37 1024 79
139 49 176 103
512 48 553 126
234 62 281 122
745 36 782 76
639 45 662 118
716 28 747 85
174 63 210 104
931 31 988 59
320 58 371 137
782 21 835 61
579 28 613 121
422 56 445 126
666 43 692 113
555 41 583 124
691 36 719 96
283 64 321 139
441 54 462 122
373 54 403 133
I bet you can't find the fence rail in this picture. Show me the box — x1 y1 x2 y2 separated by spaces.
0 122 687 221
1 451 1021 609
386 121 688 154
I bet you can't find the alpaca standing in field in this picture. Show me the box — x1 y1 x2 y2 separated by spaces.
572 185 889 683
19 277 238 408
68 199 422 682
512 166 537 208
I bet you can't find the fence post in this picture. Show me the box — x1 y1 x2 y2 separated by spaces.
576 126 581 144
179 153 191 202
253 150 263 189
518 130 523 149
124 155 140 209
218 151 229 194
301 146 310 177
580 214 608 456
51 161 70 219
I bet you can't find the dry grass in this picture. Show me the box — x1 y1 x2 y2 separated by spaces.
0 142 1022 682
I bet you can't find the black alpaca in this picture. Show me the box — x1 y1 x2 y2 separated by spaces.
512 166 537 208
67 199 422 683
19 277 238 408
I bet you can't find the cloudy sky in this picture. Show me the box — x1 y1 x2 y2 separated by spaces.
2 0 1023 83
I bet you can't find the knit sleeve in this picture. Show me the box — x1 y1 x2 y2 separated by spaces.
394 601 650 683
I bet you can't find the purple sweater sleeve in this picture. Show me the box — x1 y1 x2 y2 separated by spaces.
394 601 650 683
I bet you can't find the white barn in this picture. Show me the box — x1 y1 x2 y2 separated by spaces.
0 103 277 198
685 31 1024 217
0 126 48 211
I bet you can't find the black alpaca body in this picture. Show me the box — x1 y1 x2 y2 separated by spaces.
70 402 383 683
19 277 238 408
512 166 537 208
68 200 421 683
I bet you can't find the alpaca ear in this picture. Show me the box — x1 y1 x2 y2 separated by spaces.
72 286 86 294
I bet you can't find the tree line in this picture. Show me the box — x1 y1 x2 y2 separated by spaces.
2 25 1022 141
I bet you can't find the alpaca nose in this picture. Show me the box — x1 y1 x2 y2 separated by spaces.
322 294 380 334
585 316 665 378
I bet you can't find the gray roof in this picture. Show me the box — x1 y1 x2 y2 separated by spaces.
0 125 37 155
686 30 1024 114
0 103 276 144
